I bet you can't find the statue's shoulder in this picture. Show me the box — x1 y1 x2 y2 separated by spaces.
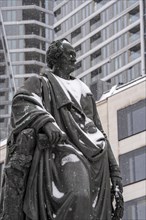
13 75 42 97
24 75 41 89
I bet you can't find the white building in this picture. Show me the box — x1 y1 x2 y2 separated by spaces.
96 76 146 219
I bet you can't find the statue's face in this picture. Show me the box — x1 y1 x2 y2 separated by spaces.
60 41 76 75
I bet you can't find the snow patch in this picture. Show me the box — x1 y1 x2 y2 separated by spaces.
92 195 98 208
52 181 64 198
54 75 91 105
57 143 83 156
61 154 79 166
31 92 44 108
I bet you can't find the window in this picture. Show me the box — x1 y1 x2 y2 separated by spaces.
93 0 102 3
71 27 81 39
25 24 45 37
91 49 101 60
117 99 146 140
0 105 5 110
91 67 102 78
90 32 101 43
129 25 140 42
23 9 45 22
129 5 139 15
54 8 61 17
75 44 82 57
119 146 146 185
0 78 5 83
0 53 5 62
25 52 45 62
90 14 100 26
0 92 5 96
75 61 82 70
129 25 140 34
129 44 140 60
123 197 146 220
54 25 61 33
25 64 42 74
75 44 81 52
0 118 4 123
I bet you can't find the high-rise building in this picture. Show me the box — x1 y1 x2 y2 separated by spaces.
0 0 54 140
54 0 145 100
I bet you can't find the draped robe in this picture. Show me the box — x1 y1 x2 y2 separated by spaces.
0 71 121 220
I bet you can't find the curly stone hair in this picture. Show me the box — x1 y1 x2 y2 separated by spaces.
46 38 69 69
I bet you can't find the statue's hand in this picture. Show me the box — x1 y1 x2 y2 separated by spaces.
111 185 124 220
111 176 123 193
111 177 124 220
43 122 67 144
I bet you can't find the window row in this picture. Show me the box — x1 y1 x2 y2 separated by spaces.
54 0 99 22
2 8 53 25
62 24 140 62
5 24 53 42
12 64 43 75
22 0 53 10
54 2 139 38
79 61 142 101
120 146 146 186
8 38 46 51
9 52 46 63
73 42 140 78
54 0 138 23
107 62 141 86
123 196 146 220
117 99 146 140
101 1 139 24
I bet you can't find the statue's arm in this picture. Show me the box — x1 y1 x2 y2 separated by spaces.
12 75 66 144
11 76 55 133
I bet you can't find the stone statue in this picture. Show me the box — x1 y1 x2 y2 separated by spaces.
0 39 124 220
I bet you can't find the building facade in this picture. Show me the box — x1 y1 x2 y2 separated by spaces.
96 76 146 220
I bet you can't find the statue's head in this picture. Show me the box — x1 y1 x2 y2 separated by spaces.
46 38 76 75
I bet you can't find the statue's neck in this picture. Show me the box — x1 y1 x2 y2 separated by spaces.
53 67 71 80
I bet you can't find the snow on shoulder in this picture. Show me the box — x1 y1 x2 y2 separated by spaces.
78 79 92 97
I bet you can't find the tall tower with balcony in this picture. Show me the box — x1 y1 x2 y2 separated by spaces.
0 0 54 140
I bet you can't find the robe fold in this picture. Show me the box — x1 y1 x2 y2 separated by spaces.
0 71 121 220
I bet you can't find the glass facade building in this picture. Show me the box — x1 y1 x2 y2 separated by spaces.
0 0 54 139
54 0 145 100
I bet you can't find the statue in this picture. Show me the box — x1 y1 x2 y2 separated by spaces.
0 39 124 220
